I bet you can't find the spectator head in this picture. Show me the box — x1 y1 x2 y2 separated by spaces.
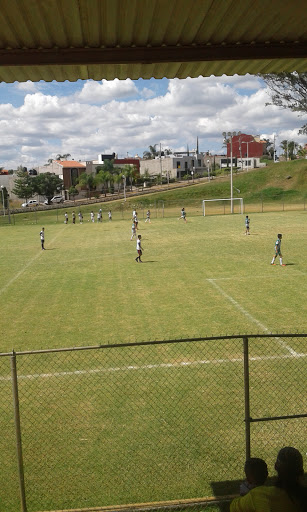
275 447 304 480
244 458 268 486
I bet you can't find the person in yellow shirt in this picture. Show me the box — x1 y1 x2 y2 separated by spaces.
230 447 307 512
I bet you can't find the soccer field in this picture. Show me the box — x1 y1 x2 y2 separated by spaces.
0 210 306 351
0 211 306 512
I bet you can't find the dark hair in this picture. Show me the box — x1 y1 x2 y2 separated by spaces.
275 447 307 511
244 458 268 485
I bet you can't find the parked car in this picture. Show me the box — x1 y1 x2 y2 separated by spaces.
21 200 40 207
44 195 64 205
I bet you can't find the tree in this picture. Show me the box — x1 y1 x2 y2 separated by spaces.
143 144 158 159
68 186 78 203
122 164 138 191
95 169 112 196
32 173 63 204
56 153 71 160
260 72 307 133
279 140 298 160
297 145 307 158
97 159 114 173
262 138 274 158
0 186 9 208
113 172 123 195
17 165 27 173
95 160 116 196
78 172 95 199
12 170 35 201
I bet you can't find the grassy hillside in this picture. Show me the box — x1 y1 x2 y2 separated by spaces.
128 159 307 206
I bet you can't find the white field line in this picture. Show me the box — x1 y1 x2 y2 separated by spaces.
0 352 306 382
209 273 304 281
0 229 64 297
207 279 299 357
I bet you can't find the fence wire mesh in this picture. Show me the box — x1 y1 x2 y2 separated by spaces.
0 334 306 512
1 195 307 227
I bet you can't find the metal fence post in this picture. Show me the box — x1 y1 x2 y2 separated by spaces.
11 352 27 512
243 336 251 460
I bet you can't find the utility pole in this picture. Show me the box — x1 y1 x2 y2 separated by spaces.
159 142 162 185
273 134 276 162
222 131 239 214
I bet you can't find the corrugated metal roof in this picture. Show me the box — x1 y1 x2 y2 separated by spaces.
0 0 306 83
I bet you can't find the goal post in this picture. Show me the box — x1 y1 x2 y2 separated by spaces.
202 198 244 216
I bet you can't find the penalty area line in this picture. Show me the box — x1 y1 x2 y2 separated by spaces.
0 352 306 381
207 279 298 357
209 272 304 281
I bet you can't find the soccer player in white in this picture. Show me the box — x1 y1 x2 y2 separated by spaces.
145 209 151 223
40 227 45 250
271 234 285 266
131 221 136 240
90 211 95 222
135 235 143 262
134 212 139 230
245 216 250 235
179 207 187 222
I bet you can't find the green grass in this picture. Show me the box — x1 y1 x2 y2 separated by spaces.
1 211 306 351
0 211 306 512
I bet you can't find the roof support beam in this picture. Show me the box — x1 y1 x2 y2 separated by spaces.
0 43 306 67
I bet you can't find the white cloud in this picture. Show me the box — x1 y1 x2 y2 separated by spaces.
76 78 138 103
140 87 155 99
0 76 306 168
15 81 38 93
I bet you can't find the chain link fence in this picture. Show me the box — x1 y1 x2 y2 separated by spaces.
0 334 306 512
1 195 307 226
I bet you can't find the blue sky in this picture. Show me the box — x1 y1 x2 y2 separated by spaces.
0 75 305 169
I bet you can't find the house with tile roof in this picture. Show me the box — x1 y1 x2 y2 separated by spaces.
36 160 87 196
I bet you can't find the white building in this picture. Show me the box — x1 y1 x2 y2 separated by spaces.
140 152 206 179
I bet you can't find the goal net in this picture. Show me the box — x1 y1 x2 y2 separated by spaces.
202 198 244 216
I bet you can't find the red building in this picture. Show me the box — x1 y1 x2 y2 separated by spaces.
227 134 266 158
114 158 140 173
